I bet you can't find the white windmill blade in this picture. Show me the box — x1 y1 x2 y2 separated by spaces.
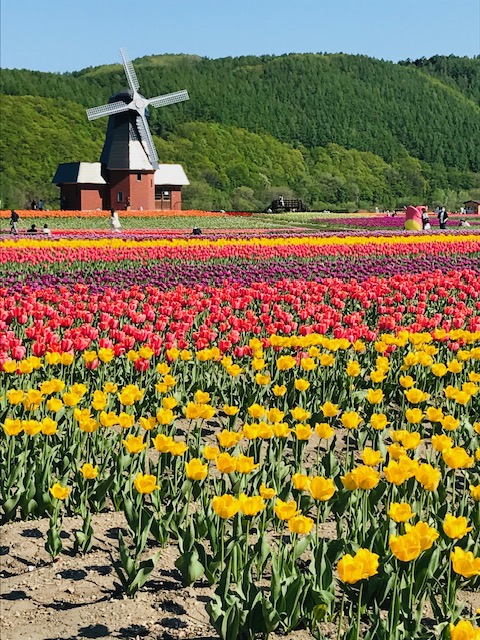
86 101 130 121
136 114 159 168
120 48 140 93
147 89 189 109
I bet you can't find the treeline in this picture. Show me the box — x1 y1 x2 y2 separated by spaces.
1 54 479 210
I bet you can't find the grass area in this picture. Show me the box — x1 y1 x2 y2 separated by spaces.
0 213 339 232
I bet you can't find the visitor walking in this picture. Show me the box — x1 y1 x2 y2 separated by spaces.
110 208 121 232
10 209 19 235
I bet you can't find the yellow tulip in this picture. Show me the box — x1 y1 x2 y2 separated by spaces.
388 502 415 522
288 514 314 535
442 447 474 469
139 416 157 431
235 454 258 474
449 620 480 640
340 411 362 430
185 458 208 481
404 521 439 551
431 434 453 452
259 484 276 499
399 375 415 388
404 388 429 404
337 548 379 583
415 463 441 491
346 361 361 377
217 429 243 448
239 493 265 516
248 403 266 419
300 357 317 371
194 390 211 404
170 441 189 456
212 494 240 519
341 466 380 490
367 389 384 405
370 413 389 430
118 412 135 429
315 422 334 439
294 378 310 392
321 401 339 417
361 447 384 466
294 423 312 440
389 532 422 562
50 482 71 500
451 547 480 578
223 404 239 416
98 347 115 362
216 452 237 474
274 499 299 520
405 408 423 424
80 463 98 480
133 472 159 494
276 355 296 371
272 422 291 438
152 433 174 453
309 476 336 501
122 435 147 454
443 514 473 540
272 384 287 397
41 417 58 436
7 389 25 404
2 418 23 436
292 473 310 491
383 461 408 486
431 363 448 377
290 406 311 422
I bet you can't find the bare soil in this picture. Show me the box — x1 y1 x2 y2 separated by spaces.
0 512 318 640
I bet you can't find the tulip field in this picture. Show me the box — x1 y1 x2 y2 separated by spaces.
1 227 480 640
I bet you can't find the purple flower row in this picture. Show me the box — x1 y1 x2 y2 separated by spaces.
4 252 480 293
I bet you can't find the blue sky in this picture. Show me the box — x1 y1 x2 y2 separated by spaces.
1 0 479 72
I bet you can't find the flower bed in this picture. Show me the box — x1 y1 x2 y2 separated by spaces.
1 231 479 639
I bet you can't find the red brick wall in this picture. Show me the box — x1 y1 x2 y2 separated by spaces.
108 171 155 210
80 186 105 211
59 185 105 210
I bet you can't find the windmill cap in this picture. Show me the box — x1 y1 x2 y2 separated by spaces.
109 90 133 104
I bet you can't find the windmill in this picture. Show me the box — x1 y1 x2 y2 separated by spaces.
53 49 190 211
86 48 189 170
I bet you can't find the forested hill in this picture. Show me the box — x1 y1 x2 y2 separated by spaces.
1 53 479 211
399 55 480 106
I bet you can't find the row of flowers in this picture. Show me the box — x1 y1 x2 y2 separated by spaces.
1 232 479 638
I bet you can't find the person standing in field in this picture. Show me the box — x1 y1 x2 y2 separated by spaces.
10 209 19 234
438 206 448 230
110 208 121 232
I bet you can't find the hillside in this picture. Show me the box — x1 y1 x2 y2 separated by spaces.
1 53 479 210
399 55 480 106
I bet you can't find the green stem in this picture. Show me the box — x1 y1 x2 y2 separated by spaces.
337 589 345 640
356 582 363 640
